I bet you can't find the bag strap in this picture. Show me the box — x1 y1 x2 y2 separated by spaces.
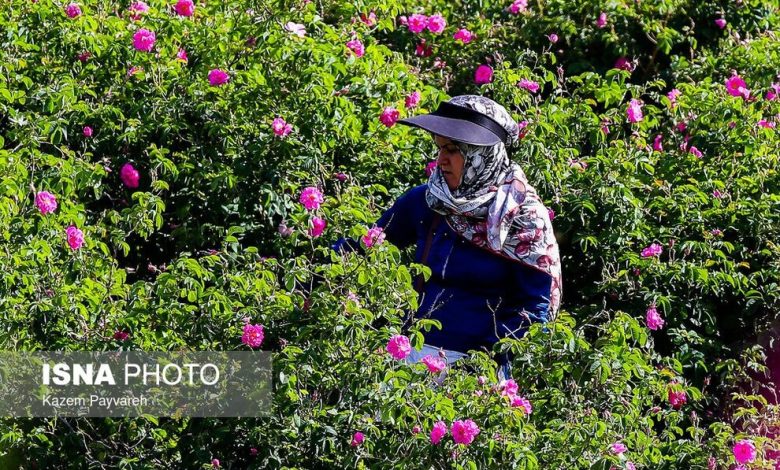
414 213 442 293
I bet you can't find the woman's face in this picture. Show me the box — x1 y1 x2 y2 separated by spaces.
434 135 465 191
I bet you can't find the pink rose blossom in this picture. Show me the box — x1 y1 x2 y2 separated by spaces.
350 431 364 447
249 448 258 456
272 117 292 137
211 459 220 468
241 323 264 348
614 57 635 72
626 462 636 470
425 161 438 177
415 40 432 57
361 226 386 248
451 419 480 445
65 3 82 18
405 91 421 108
547 33 559 43
508 0 528 15
35 191 58 215
379 107 399 127
412 425 421 434
359 12 377 26
668 387 687 409
386 335 411 360
766 83 780 101
299 187 324 211
640 243 663 258
176 48 188 63
308 217 327 237
83 126 93 137
499 379 519 397
128 1 149 20
758 119 776 128
474 64 493 85
675 121 687 133
174 0 194 16
132 28 156 52
627 99 644 123
689 146 703 158
208 69 230 86
127 65 143 76
597 12 608 28
77 51 91 62
548 208 555 220
509 395 532 414
712 189 724 199
284 22 306 38
113 330 129 341
667 88 681 107
733 440 757 464
715 18 727 29
611 442 628 454
66 225 84 250
421 355 446 373
725 74 750 99
453 28 475 44
120 163 140 188
710 228 723 236
407 14 428 33
646 304 665 330
426 14 446 34
652 134 663 152
346 39 365 57
518 79 540 94
430 421 447 444
398 15 408 26
334 172 348 181
433 57 446 69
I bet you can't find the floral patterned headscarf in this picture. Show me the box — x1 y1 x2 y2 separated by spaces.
425 95 563 321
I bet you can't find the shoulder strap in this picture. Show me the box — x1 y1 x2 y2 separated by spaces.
414 213 442 293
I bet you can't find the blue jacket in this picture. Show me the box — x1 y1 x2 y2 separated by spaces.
332 184 552 356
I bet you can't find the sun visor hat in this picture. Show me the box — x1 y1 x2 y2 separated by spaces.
397 101 510 146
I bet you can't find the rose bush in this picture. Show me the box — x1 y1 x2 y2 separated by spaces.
1 0 778 468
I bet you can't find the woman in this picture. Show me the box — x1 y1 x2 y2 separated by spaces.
333 95 562 380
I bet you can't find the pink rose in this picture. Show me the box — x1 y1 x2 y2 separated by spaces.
350 431 364 447
733 440 757 464
518 79 540 93
715 18 727 29
272 117 292 137
66 225 85 250
386 334 411 360
299 187 324 211
284 22 306 38
627 99 643 123
640 242 663 258
611 442 628 454
451 419 480 445
646 305 665 330
689 146 703 158
614 57 635 72
474 64 493 85
361 226 386 248
77 51 91 62
359 12 377 26
668 387 687 409
425 161 438 177
597 12 608 28
208 69 230 86
405 91 421 108
547 33 559 43
65 3 82 18
176 48 188 63
128 1 149 20
132 28 156 52
415 40 432 57
547 208 555 220
426 14 446 34
211 459 220 468
35 191 58 215
407 14 428 33
379 107 399 127
83 126 93 137
453 28 475 44
113 330 130 341
509 395 532 414
725 74 750 99
421 355 446 373
120 163 140 188
346 39 365 57
308 217 327 238
241 323 264 348
508 0 528 14
174 0 194 17
430 421 447 444
653 134 663 152
499 379 519 397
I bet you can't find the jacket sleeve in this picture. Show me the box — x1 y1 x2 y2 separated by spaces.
496 263 552 340
331 187 420 254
